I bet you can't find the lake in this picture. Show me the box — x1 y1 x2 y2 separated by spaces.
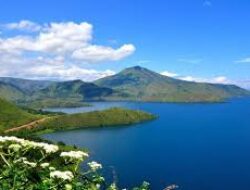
43 98 250 190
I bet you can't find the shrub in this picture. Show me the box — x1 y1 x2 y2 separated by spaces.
0 136 150 190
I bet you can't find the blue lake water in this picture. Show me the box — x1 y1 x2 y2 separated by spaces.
43 98 250 190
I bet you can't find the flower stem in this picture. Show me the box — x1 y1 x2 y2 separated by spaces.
0 153 10 167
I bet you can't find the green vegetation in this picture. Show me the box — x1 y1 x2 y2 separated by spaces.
0 76 164 190
95 66 250 102
0 100 155 189
0 77 53 94
0 98 42 131
0 82 25 102
0 96 155 135
1 67 249 105
0 136 150 190
21 99 91 109
27 108 156 134
32 80 113 102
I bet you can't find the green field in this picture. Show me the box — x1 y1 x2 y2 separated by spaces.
25 108 156 134
21 98 91 109
0 98 41 131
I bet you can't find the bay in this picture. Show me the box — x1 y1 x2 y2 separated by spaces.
43 98 250 190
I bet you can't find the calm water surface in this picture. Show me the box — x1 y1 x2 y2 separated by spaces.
43 99 250 190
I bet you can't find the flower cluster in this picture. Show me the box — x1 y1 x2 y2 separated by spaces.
0 136 101 189
60 150 89 161
50 170 74 181
0 135 150 190
40 162 50 168
88 161 102 171
0 136 59 153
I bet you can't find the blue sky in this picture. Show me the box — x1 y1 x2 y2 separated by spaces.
0 0 250 88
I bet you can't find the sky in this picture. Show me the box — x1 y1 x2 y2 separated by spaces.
0 0 250 88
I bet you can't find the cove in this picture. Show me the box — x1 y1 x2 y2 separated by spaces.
43 98 250 190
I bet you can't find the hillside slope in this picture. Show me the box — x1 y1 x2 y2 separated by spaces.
32 80 114 101
0 98 40 131
0 77 53 94
0 82 26 101
95 66 249 102
37 108 156 133
1 66 249 104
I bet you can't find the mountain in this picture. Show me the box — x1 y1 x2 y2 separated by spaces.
0 77 53 94
95 66 249 102
0 66 249 104
0 82 26 101
33 80 114 101
0 98 40 131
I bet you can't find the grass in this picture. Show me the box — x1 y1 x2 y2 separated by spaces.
16 107 156 134
95 66 250 102
1 97 156 137
0 98 42 131
21 98 91 109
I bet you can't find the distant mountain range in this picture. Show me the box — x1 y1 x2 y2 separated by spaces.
0 66 249 106
0 77 52 94
95 66 249 102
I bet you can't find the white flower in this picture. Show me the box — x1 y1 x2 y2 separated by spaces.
88 161 102 171
50 171 74 181
23 160 37 167
0 136 25 144
65 184 73 190
60 151 89 161
108 183 118 190
0 136 58 154
49 167 56 171
98 176 105 181
30 142 59 154
8 144 22 152
14 157 27 163
40 162 50 168
96 184 101 189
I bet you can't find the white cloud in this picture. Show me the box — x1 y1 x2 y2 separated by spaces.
27 65 115 81
235 57 250 63
0 22 93 54
179 75 229 84
234 80 250 89
179 76 197 82
161 70 230 84
161 71 179 78
0 20 134 80
72 44 135 62
4 20 42 32
213 76 228 83
177 75 250 89
0 53 115 81
0 21 135 60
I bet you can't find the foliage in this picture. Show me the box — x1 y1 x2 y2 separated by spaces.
0 82 25 102
0 98 41 131
0 136 150 190
20 106 65 116
36 108 156 134
0 77 53 94
95 66 250 102
32 80 113 102
2 67 249 105
23 99 91 109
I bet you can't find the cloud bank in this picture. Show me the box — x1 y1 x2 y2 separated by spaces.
0 20 135 80
161 70 250 89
